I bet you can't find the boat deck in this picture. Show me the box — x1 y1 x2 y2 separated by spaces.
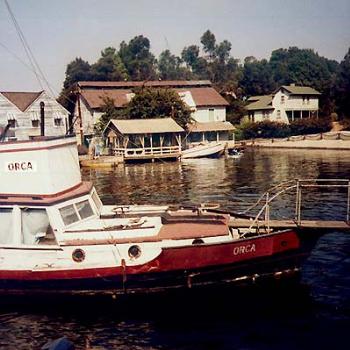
229 218 350 231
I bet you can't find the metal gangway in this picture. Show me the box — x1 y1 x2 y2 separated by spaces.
229 179 350 233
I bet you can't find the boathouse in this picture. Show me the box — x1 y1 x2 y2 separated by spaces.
186 121 236 147
104 118 184 161
0 90 69 140
71 80 231 144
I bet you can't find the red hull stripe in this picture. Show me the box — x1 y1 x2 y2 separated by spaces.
0 231 300 281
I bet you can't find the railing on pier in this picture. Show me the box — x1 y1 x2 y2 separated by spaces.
114 146 181 159
237 179 350 233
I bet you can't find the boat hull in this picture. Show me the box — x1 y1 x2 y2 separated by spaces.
0 229 320 295
181 143 225 159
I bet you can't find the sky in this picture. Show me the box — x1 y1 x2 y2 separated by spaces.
0 0 349 94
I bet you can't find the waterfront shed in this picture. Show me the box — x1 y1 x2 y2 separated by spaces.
104 118 184 161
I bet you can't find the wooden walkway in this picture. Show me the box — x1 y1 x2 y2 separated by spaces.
229 218 350 231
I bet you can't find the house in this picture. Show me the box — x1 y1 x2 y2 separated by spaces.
104 117 184 162
246 84 320 124
0 90 68 140
72 80 232 144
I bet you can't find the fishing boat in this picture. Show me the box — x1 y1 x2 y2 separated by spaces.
181 142 225 159
0 135 349 296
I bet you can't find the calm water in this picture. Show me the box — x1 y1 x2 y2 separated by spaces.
1 149 350 349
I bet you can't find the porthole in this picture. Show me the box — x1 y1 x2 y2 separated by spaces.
72 248 85 262
192 238 204 245
128 245 141 259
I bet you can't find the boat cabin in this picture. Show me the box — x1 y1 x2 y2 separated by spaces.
104 118 184 162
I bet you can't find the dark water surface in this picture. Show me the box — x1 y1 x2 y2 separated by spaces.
1 149 350 349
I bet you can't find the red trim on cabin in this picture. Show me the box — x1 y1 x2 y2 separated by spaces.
0 182 93 206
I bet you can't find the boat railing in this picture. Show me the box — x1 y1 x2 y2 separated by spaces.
239 179 350 234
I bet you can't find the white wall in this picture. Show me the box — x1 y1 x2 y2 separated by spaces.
192 107 226 123
0 91 68 140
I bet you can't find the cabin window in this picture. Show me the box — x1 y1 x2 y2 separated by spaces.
76 200 94 219
0 208 14 244
21 208 52 245
92 191 102 212
59 204 79 226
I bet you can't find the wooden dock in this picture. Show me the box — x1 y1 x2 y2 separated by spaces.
229 218 350 231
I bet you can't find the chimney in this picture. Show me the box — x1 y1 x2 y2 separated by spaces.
40 101 45 136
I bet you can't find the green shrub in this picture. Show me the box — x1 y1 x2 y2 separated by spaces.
239 117 331 140
289 117 331 136
241 120 290 139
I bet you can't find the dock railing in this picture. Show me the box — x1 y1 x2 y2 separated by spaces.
114 145 181 158
239 179 350 233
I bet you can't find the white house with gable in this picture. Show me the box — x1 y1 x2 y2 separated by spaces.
71 80 232 144
246 84 320 124
0 90 69 141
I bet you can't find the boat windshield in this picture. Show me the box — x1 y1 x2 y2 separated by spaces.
59 199 95 226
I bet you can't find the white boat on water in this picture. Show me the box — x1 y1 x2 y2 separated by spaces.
181 142 225 159
0 135 348 296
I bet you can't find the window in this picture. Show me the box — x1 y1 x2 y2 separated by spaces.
0 208 13 244
262 111 270 119
21 208 52 245
32 120 40 128
59 204 79 226
209 108 214 121
277 110 281 119
281 95 285 104
7 119 16 128
92 191 102 212
76 200 94 219
307 97 310 104
54 117 63 127
59 200 94 226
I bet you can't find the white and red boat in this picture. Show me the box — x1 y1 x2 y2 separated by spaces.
0 136 349 295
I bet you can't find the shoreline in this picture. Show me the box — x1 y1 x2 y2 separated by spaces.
242 139 350 150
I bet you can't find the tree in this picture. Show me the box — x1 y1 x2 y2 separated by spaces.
63 57 91 89
334 48 350 118
201 30 216 59
91 47 128 81
94 96 125 135
119 35 157 80
240 57 276 96
158 50 192 80
123 88 192 128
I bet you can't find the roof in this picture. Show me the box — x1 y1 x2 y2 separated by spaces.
1 91 43 112
80 86 228 109
246 95 274 111
176 87 229 107
187 121 235 132
280 85 321 95
106 118 184 135
78 80 212 89
81 89 130 109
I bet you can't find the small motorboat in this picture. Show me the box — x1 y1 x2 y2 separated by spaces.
228 148 244 159
181 142 225 159
0 136 349 296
